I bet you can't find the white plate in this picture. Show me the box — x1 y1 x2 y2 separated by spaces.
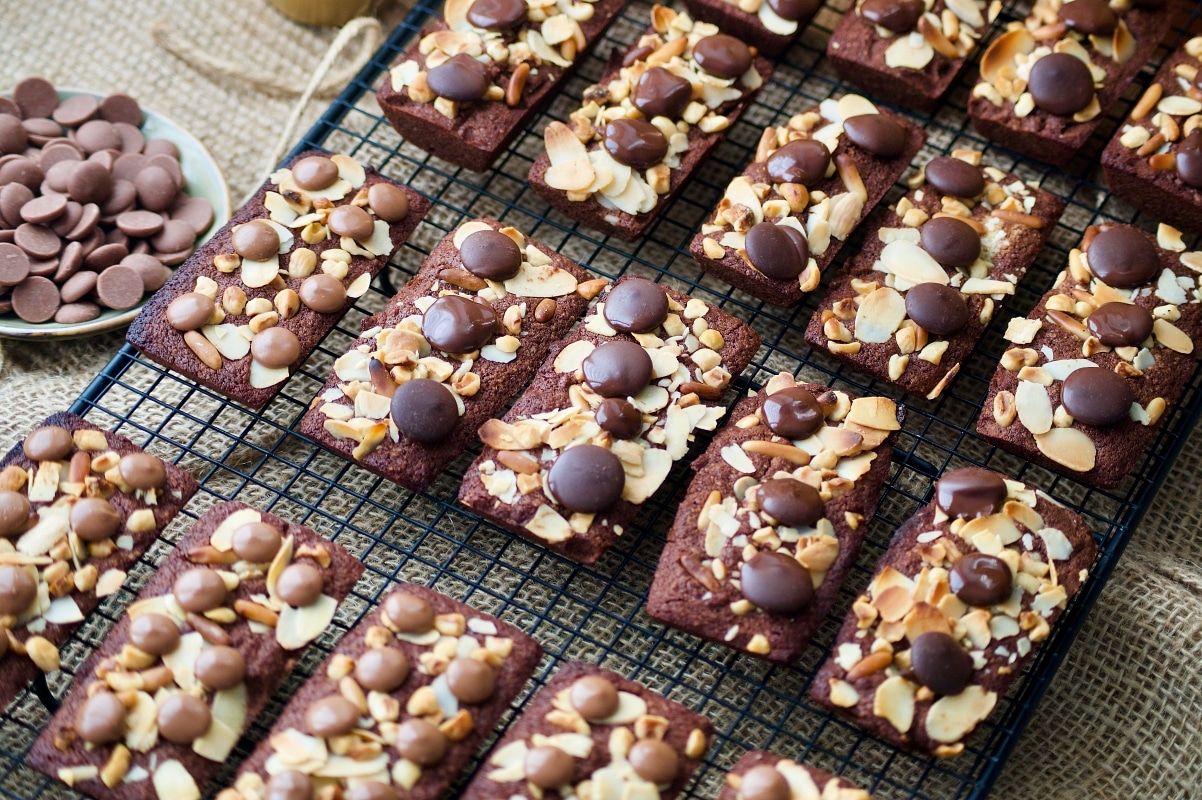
0 87 231 339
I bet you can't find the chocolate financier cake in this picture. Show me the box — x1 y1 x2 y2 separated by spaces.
812 467 1096 756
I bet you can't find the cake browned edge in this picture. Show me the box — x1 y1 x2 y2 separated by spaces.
377 0 626 173
298 219 593 492
688 108 925 307
27 501 364 800
803 158 1066 397
126 149 431 410
646 385 902 664
528 37 774 243
223 581 545 800
458 661 714 800
0 411 198 711
457 276 762 565
811 471 1097 755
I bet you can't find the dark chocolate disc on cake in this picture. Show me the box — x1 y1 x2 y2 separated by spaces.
924 157 984 198
842 114 907 158
761 386 824 439
582 340 653 398
603 277 668 333
628 739 679 785
460 229 522 281
633 67 693 120
765 139 830 187
292 156 339 191
396 719 448 765
935 467 1007 519
76 692 127 745
355 647 410 693
251 327 301 369
1057 0 1117 35
525 746 575 789
740 551 813 614
758 478 823 528
744 221 808 280
595 398 643 439
195 646 247 690
129 613 180 656
232 220 279 261
905 282 970 335
739 766 790 800
569 675 619 719
1086 301 1153 347
157 694 211 744
693 35 753 79
0 491 29 537
547 445 625 513
860 0 923 32
1028 53 1094 116
467 0 528 30
603 119 668 170
390 378 459 443
446 656 496 703
1177 133 1202 189
426 54 490 103
305 696 360 738
264 771 314 800
1060 367 1134 427
950 552 1014 606
910 631 974 696
766 0 820 21
422 294 499 353
1086 227 1159 287
23 425 73 461
921 216 981 268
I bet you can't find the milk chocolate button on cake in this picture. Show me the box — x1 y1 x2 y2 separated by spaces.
648 374 903 663
0 412 196 710
378 0 624 172
1102 35 1202 234
968 0 1171 165
216 582 543 800
460 662 711 800
690 94 924 306
976 222 1202 488
127 150 429 409
0 78 215 325
529 5 773 241
718 751 873 800
811 467 1097 757
28 502 362 800
458 275 761 565
804 148 1065 399
826 0 999 114
299 218 594 492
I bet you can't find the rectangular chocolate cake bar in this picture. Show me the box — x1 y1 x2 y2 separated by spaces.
1102 35 1202 234
127 150 429 409
529 6 773 241
0 412 197 709
804 149 1066 399
29 501 363 800
460 662 713 800
812 467 1097 757
378 0 625 172
718 750 873 800
217 581 543 800
299 218 595 492
976 222 1202 488
458 275 761 565
689 94 924 307
647 375 903 664
827 0 1001 114
680 0 821 59
968 3 1171 165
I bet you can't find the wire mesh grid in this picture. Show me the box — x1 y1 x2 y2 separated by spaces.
2 1 1201 798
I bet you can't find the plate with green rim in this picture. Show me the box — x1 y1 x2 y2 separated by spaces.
0 87 230 339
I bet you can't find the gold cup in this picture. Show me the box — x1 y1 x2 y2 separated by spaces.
267 0 386 27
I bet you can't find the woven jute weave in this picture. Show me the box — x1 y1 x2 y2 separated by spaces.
2 1 1201 798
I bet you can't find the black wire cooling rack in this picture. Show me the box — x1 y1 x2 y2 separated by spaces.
3 1 1202 798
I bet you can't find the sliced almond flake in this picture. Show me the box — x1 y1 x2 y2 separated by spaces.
466 618 498 635
315 753 391 779
990 614 1020 641
240 255 280 289
504 262 579 298
879 241 948 289
161 631 205 692
250 359 292 389
1042 359 1096 382
1037 527 1073 561
1157 268 1188 304
193 683 247 762
925 686 996 744
594 691 648 725
202 324 250 361
152 760 200 800
1153 318 1194 354
872 675 915 734
854 287 907 343
96 568 127 597
17 506 69 556
277 593 338 650
722 444 756 474
631 385 670 413
1003 318 1041 344
525 505 575 543
43 596 84 624
1015 381 1052 435
210 508 263 552
1034 428 1096 473
452 221 496 250
960 278 1014 295
331 154 366 189
622 448 672 504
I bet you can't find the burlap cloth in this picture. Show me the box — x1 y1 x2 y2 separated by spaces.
2 1 1201 797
